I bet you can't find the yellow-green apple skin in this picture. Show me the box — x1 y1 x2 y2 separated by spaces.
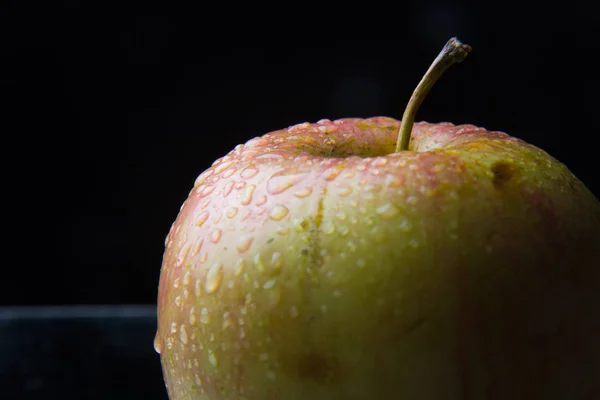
155 117 600 400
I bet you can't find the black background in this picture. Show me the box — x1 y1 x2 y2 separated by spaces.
4 2 599 306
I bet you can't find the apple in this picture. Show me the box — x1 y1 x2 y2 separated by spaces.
154 38 600 399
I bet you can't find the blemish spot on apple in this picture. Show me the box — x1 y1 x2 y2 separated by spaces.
490 160 515 189
296 353 340 384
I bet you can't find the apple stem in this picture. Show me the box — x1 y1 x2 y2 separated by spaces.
395 37 472 152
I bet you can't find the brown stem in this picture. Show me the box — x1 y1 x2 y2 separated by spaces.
395 37 472 152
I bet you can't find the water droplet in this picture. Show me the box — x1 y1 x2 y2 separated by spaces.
208 350 218 368
210 229 222 243
336 211 347 221
235 259 245 276
226 207 238 218
263 279 276 289
270 252 282 271
194 279 202 296
407 195 418 205
276 227 289 236
200 307 211 324
198 185 216 197
190 307 197 325
214 160 234 174
399 219 412 232
266 172 308 195
216 313 230 331
153 333 162 354
356 259 366 268
222 167 237 179
241 167 259 179
323 165 343 181
236 236 254 253
256 194 267 206
338 186 353 197
196 211 209 227
270 205 289 221
241 184 256 205
322 221 335 235
267 371 276 380
176 243 192 268
333 290 341 298
293 187 312 198
254 253 265 273
373 157 388 167
183 271 191 286
174 296 182 307
180 325 189 344
223 181 235 197
376 203 399 219
409 239 420 248
173 277 180 289
205 263 223 293
170 322 178 334
191 239 203 257
195 169 213 187
289 306 299 318
347 241 356 252
235 181 246 190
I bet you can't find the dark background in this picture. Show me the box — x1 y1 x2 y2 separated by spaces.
2 2 600 399
5 3 600 307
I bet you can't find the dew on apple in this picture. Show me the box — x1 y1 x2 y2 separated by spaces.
173 277 180 288
241 184 256 205
356 258 366 268
194 278 202 296
209 229 222 243
236 236 254 253
197 184 215 198
270 252 283 270
234 180 246 190
179 325 189 345
376 203 400 219
175 242 191 267
204 263 223 294
234 259 245 276
174 296 182 308
399 219 412 232
269 204 289 221
189 307 197 325
240 167 259 179
266 171 309 195
153 333 162 354
199 307 210 324
170 322 178 334
207 350 218 368
191 239 203 257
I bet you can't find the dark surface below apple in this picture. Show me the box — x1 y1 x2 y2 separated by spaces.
0 306 168 400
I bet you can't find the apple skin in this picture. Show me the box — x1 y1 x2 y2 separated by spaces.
155 117 600 400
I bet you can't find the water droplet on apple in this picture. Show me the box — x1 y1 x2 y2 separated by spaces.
356 259 366 268
289 306 299 318
270 252 283 271
376 203 399 219
263 279 276 289
179 325 189 345
270 205 289 221
194 279 202 296
338 186 353 197
223 181 235 197
208 350 218 368
174 296 182 308
176 243 192 268
153 333 162 354
191 239 203 257
399 219 412 232
336 211 347 221
266 171 309 195
189 307 197 325
170 322 178 334
235 259 245 276
294 187 313 198
210 229 222 243
226 207 238 218
409 239 420 248
205 263 223 294
182 271 191 286
241 184 256 205
173 277 180 289
254 253 265 273
197 184 215 197
256 194 267 206
241 167 259 179
407 195 418 205
236 236 254 253
200 307 211 324
276 227 290 236
196 211 209 227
